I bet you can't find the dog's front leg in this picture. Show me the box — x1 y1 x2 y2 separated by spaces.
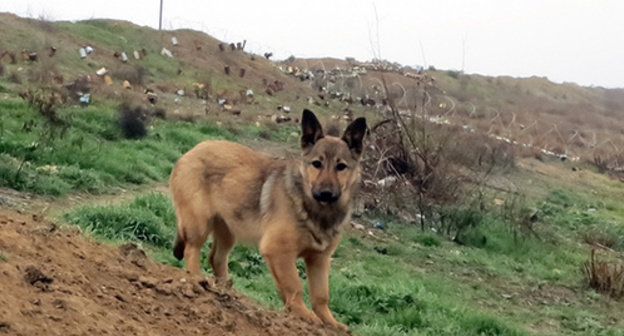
263 251 319 322
305 249 348 330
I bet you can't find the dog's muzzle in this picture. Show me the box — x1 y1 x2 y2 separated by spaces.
313 190 340 204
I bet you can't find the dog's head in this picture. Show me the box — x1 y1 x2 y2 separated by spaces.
299 109 367 206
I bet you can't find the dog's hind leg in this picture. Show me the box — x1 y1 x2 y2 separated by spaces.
175 203 212 275
209 216 234 281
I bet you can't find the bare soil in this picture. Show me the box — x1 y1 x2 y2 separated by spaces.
0 209 348 336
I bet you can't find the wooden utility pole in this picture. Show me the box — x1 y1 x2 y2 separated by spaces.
159 0 163 30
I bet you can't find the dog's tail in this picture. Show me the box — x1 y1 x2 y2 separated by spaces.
173 231 185 260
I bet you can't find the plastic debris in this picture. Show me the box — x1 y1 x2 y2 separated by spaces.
79 93 90 105
133 50 140 60
176 89 185 96
147 92 158 104
283 106 291 113
171 37 179 46
377 176 397 188
48 47 57 58
123 80 132 89
246 89 254 97
174 97 181 103
218 99 227 105
104 75 113 85
79 48 87 59
120 52 129 63
85 46 94 54
160 48 173 58
96 67 108 76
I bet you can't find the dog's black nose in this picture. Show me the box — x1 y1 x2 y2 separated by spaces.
313 190 340 203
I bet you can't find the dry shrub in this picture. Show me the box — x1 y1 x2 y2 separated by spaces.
361 76 516 231
20 88 67 126
118 104 150 139
8 72 21 84
583 249 624 299
27 61 64 86
112 65 147 87
64 76 92 103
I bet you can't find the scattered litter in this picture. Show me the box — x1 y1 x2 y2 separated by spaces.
218 99 227 105
588 208 597 213
171 37 179 46
218 43 225 52
95 67 108 76
493 199 505 206
104 75 112 85
133 50 140 60
160 48 173 58
377 176 397 188
223 104 233 110
48 46 56 58
36 165 59 174
283 106 291 113
351 222 365 231
123 80 132 89
375 221 384 229
176 89 185 96
28 52 38 62
224 65 230 75
271 114 291 124
245 89 254 97
239 68 246 78
146 92 158 104
85 46 94 54
264 52 273 59
120 52 129 63
79 93 90 105
174 97 181 103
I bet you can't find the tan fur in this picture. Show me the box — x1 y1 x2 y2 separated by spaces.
170 110 366 329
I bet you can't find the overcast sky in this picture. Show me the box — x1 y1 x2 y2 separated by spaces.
2 1 623 88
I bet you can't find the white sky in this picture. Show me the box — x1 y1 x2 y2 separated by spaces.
2 0 623 88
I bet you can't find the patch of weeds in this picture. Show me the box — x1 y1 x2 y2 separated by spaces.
63 193 175 248
228 245 266 278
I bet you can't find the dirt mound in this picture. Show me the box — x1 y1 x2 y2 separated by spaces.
0 210 348 336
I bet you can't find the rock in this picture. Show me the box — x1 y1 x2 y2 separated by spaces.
138 276 157 289
23 266 53 286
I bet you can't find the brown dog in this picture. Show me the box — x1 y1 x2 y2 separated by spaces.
170 109 366 329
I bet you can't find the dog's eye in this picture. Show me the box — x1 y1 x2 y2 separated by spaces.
311 160 322 169
336 163 347 171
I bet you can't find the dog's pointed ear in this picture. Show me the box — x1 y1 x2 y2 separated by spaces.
342 117 367 157
301 109 324 150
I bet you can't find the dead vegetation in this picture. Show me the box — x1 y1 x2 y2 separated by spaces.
583 249 624 299
361 74 517 235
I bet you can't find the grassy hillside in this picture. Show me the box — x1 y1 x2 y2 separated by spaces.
1 13 623 336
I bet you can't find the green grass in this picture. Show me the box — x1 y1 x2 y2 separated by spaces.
0 98 234 195
60 187 624 336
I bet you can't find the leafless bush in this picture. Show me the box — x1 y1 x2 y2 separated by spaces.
8 72 21 84
27 61 64 86
20 88 67 126
118 103 149 139
583 249 624 299
361 75 516 231
112 65 147 86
